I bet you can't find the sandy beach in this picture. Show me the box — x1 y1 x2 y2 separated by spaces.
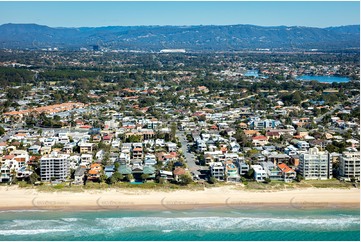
0 186 359 211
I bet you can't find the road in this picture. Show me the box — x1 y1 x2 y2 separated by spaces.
176 131 200 174
315 103 342 123
239 94 257 101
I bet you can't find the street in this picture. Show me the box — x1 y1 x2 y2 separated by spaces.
176 131 201 176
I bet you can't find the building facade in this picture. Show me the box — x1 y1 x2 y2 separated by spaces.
339 152 360 181
40 152 70 181
299 147 332 180
210 162 225 181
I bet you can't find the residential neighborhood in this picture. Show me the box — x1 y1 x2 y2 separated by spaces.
0 50 359 188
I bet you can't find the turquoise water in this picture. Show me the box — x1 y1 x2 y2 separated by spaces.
0 207 359 241
244 70 259 77
296 75 350 83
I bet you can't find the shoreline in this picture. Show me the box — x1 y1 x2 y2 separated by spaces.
0 186 359 211
1 203 360 212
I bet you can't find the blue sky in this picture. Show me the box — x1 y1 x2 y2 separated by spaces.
0 1 359 28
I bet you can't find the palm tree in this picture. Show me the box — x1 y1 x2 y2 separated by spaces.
141 174 149 182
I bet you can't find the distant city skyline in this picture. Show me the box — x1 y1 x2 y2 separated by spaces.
0 1 359 28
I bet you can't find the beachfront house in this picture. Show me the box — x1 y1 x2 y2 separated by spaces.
238 162 250 176
251 165 267 182
74 167 86 184
0 164 12 183
225 161 240 182
210 162 225 181
261 162 283 180
278 163 296 182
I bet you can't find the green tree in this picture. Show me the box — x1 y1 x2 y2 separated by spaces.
245 168 255 179
26 172 39 184
141 174 150 182
126 135 142 143
112 171 124 182
208 176 217 184
170 122 177 142
0 125 5 136
178 174 193 185
158 177 166 184
296 173 304 182
126 174 134 182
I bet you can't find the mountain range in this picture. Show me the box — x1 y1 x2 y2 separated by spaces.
0 23 359 51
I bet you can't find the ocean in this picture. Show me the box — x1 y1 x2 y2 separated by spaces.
296 75 350 83
0 207 359 241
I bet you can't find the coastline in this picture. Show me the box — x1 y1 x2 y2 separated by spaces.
0 186 359 211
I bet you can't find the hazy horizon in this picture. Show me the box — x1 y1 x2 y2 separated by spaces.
1 22 360 29
0 1 359 28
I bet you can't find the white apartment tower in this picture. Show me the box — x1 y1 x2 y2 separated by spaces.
210 162 225 181
40 152 70 181
299 147 332 180
339 152 360 180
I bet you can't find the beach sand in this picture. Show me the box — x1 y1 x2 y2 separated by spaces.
0 186 359 211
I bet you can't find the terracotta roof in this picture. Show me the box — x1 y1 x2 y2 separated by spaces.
79 125 92 129
266 132 280 136
90 164 101 169
278 163 295 173
244 130 260 135
3 155 15 160
173 167 186 176
252 135 267 141
88 169 99 175
15 133 27 137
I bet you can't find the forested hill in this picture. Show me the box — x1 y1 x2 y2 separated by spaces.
0 23 359 51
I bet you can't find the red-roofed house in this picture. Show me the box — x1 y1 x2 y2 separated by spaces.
252 136 269 146
278 163 296 182
173 167 186 182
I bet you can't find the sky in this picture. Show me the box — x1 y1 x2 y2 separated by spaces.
0 1 359 28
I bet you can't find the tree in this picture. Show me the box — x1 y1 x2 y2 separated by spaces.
158 177 166 184
264 177 271 184
296 173 303 182
240 176 248 185
0 125 5 136
208 176 217 184
112 171 124 182
27 172 39 184
126 174 134 182
126 135 142 143
106 176 117 185
178 174 193 185
99 171 107 183
245 168 255 179
234 129 248 147
101 152 110 166
141 174 149 182
170 122 177 142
